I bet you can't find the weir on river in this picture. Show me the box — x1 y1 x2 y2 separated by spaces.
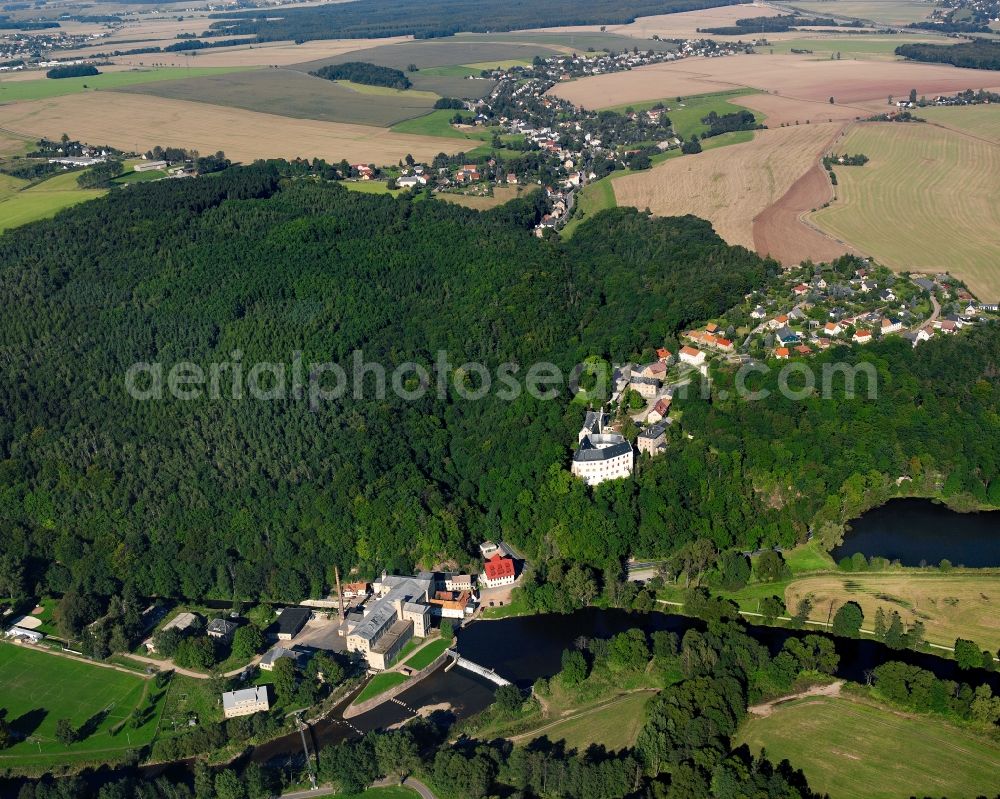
446 648 512 686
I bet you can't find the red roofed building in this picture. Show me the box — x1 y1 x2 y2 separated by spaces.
482 553 516 588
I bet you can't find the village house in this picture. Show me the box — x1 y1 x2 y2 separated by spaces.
775 326 800 345
853 329 873 344
641 361 667 380
679 345 705 367
647 396 671 424
479 541 501 559
342 581 370 600
767 314 789 330
655 347 672 362
443 573 475 592
397 175 427 188
881 317 903 335
206 618 238 641
428 590 474 619
629 374 661 399
774 347 789 360
222 686 270 719
792 283 809 296
482 552 517 588
637 422 668 456
260 645 306 671
824 321 842 336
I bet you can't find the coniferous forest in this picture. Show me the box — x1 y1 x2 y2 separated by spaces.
1 163 999 609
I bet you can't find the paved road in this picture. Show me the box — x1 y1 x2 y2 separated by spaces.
280 776 437 799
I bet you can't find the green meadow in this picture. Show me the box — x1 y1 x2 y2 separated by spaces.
0 642 166 769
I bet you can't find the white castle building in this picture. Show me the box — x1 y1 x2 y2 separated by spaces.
571 411 633 486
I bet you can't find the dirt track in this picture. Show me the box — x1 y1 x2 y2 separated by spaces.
748 680 844 717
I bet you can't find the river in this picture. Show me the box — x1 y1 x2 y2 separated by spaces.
5 607 998 794
833 497 1000 567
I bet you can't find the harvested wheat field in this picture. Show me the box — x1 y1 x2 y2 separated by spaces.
811 122 1000 300
550 53 1000 109
613 123 841 252
0 92 460 164
530 4 803 41
785 572 1000 651
920 104 1000 146
109 37 412 68
736 93 868 127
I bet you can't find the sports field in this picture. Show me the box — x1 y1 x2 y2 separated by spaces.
784 571 1000 651
811 122 1000 300
0 642 165 767
737 693 1000 799
0 67 251 103
0 170 105 233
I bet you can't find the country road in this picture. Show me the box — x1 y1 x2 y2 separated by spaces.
122 652 262 679
279 776 437 799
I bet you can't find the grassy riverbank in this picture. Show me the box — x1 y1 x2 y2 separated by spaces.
737 688 1000 799
655 539 1000 652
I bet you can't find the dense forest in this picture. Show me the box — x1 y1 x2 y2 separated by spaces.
206 0 743 41
895 39 1000 70
1 164 1000 611
311 62 412 89
0 165 773 605
699 14 854 35
46 64 99 79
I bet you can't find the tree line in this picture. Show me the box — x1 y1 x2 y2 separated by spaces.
895 40 1000 71
205 0 744 42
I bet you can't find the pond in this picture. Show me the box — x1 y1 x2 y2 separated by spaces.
832 498 1000 567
